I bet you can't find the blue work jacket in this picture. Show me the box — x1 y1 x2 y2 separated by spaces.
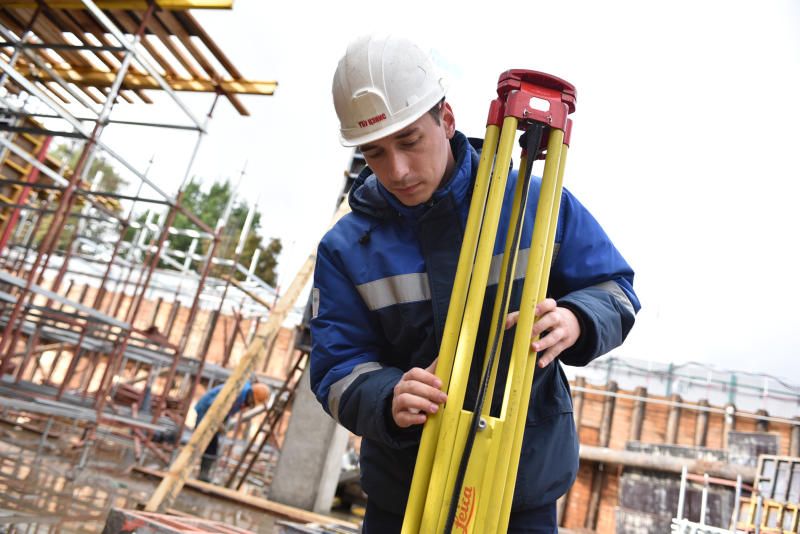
310 131 639 514
194 381 252 425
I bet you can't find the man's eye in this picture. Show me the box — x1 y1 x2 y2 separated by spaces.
402 138 419 147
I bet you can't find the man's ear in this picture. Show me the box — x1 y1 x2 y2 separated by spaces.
442 102 456 139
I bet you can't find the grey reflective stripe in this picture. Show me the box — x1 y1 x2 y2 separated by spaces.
594 280 635 316
328 361 384 421
487 248 530 286
356 244 563 309
356 273 431 311
485 245 560 287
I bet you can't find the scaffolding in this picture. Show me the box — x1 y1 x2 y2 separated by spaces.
0 0 292 491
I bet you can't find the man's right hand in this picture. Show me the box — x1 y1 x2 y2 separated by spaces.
391 359 447 428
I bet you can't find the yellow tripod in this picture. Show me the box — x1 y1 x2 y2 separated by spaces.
402 70 576 534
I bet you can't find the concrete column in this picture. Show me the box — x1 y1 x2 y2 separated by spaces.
756 409 769 433
585 381 617 530
790 417 800 457
694 399 709 447
629 386 647 443
573 376 586 431
560 375 586 527
723 404 736 449
666 394 682 445
269 368 349 513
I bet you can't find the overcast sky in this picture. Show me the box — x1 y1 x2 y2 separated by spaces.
91 0 799 380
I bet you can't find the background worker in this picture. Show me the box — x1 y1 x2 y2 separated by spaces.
194 380 269 482
310 34 640 533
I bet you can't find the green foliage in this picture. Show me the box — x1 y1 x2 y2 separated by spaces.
31 144 129 251
130 178 281 287
50 143 130 195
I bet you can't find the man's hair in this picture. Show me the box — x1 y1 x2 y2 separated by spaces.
428 98 445 125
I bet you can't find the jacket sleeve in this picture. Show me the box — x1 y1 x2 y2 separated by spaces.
229 382 252 418
309 238 417 448
547 188 641 366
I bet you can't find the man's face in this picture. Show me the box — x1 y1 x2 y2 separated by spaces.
359 103 456 207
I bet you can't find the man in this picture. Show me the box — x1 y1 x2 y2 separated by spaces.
310 34 639 532
194 380 269 482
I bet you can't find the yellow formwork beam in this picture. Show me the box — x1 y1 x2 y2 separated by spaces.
19 65 278 96
0 1 233 10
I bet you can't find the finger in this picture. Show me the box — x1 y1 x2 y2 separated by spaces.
394 411 428 428
531 312 559 338
395 380 447 404
534 298 557 317
403 367 442 389
537 341 567 368
531 327 563 353
505 311 520 330
395 392 441 414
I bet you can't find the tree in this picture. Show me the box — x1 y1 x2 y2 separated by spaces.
50 143 130 194
133 178 281 287
33 144 130 251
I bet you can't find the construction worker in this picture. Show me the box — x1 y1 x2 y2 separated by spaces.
194 380 269 482
310 34 640 533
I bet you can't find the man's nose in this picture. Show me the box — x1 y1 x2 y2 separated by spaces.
386 151 411 181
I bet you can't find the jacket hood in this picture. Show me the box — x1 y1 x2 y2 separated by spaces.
347 131 481 222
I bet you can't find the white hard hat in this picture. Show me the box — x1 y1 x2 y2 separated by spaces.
332 34 447 147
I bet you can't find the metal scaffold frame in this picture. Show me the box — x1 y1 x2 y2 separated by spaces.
0 0 287 485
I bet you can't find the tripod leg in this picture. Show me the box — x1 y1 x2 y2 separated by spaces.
496 132 568 533
402 122 501 534
420 116 519 533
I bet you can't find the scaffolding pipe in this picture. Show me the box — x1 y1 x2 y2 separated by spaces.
176 195 255 435
231 352 306 490
0 6 41 92
160 233 221 430
2 109 203 131
145 249 320 512
79 0 206 131
0 135 52 253
0 25 98 111
178 94 220 192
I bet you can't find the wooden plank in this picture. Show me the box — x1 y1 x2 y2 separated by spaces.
0 2 234 10
41 6 118 72
28 9 96 68
133 466 359 528
123 8 204 79
134 89 153 103
105 10 179 77
0 8 68 68
178 11 241 78
153 10 247 114
222 276 273 311
19 64 278 95
154 10 216 78
59 9 150 78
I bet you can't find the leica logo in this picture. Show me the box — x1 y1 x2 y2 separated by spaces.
454 485 476 532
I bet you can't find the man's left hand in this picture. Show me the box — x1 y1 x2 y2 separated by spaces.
505 298 580 368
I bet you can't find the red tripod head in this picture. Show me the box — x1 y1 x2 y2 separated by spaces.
486 69 577 155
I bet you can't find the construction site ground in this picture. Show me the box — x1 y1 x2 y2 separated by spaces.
0 420 287 533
